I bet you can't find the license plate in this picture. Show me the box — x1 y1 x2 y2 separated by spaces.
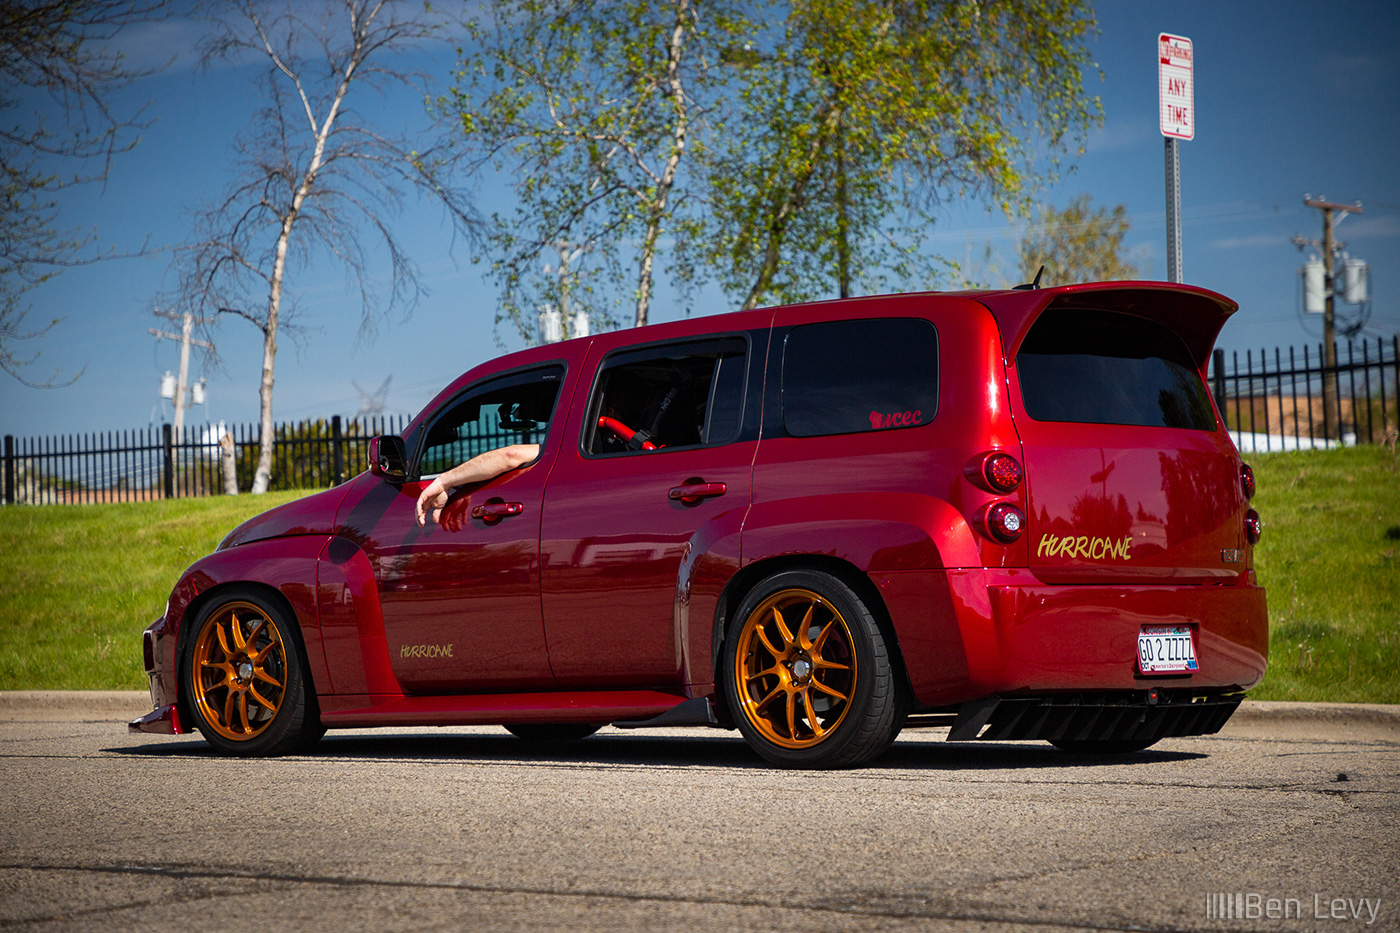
1137 625 1198 674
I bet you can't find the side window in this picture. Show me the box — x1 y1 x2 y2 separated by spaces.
782 318 939 437
417 366 564 476
585 337 747 455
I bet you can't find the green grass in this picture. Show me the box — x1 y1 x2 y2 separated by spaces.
2 446 1398 701
1248 444 1400 703
0 491 310 690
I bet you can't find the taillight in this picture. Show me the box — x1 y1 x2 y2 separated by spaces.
985 502 1025 543
1240 463 1256 500
1244 509 1261 544
984 453 1022 493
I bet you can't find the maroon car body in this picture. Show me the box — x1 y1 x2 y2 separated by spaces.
133 282 1267 768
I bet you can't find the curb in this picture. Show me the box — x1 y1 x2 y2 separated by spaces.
1230 699 1400 730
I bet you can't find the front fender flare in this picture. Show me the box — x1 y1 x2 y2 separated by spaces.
167 535 334 703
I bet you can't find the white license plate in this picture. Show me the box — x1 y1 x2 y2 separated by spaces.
1138 625 1198 674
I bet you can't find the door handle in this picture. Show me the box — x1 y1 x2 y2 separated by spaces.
471 500 524 524
668 481 727 505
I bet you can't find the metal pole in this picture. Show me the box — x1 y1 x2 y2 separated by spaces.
162 423 175 499
332 414 344 486
1165 137 1182 283
4 435 13 505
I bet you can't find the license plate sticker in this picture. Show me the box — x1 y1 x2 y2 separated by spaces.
1138 625 1199 674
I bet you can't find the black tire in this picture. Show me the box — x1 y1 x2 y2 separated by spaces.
722 569 903 769
180 585 322 757
504 723 603 742
1050 738 1160 754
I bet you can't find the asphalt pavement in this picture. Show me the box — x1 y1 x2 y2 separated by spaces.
1 692 1396 932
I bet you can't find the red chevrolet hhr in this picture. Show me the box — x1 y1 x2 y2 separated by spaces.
133 282 1267 768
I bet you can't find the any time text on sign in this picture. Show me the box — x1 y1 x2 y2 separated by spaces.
1159 33 1194 140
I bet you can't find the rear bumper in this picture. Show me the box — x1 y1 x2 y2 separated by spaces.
874 569 1268 707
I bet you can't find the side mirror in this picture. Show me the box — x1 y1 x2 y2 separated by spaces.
368 435 408 482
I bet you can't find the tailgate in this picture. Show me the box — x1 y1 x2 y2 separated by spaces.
989 288 1250 584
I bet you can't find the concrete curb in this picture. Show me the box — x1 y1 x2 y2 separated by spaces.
2 691 1396 739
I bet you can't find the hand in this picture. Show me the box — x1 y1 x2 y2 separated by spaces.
415 477 451 527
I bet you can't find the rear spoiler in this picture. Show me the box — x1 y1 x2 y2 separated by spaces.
975 282 1239 369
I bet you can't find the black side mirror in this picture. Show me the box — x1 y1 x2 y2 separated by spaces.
368 435 408 482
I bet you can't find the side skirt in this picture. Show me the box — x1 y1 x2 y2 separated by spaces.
319 689 693 729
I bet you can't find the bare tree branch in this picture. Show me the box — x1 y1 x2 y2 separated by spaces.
167 0 479 493
1 0 172 386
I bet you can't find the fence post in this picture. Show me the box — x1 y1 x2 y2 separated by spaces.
4 435 13 505
1211 348 1225 419
162 424 175 499
332 415 344 486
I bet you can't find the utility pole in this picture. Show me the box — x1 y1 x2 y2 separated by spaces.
150 310 214 435
1303 196 1363 439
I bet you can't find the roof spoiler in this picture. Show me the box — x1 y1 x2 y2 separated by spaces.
976 281 1239 369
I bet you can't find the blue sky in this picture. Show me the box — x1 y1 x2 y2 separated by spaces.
3 0 1398 440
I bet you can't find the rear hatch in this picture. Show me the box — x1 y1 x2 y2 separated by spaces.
982 284 1248 584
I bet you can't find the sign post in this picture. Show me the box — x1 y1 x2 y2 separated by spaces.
1159 33 1194 283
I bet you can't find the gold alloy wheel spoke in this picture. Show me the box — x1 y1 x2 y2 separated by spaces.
229 614 248 653
802 691 824 738
810 618 837 654
252 665 282 689
810 678 848 702
248 683 277 712
771 607 795 648
754 624 784 659
244 619 268 649
795 605 816 651
755 683 784 712
215 622 235 658
237 691 252 734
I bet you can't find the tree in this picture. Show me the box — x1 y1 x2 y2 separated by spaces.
172 0 476 494
1 0 167 386
1018 195 1144 286
703 0 1102 310
447 0 747 341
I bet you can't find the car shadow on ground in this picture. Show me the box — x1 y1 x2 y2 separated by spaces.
108 729 1205 770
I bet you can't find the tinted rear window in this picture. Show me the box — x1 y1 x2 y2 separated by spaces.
1016 309 1215 430
782 318 938 437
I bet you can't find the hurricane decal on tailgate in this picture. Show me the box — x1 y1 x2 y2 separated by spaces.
1036 533 1132 561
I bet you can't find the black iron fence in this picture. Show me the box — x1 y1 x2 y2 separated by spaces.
3 414 407 505
1208 336 1399 452
6 336 1398 504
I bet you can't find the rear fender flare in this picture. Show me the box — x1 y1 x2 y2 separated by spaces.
674 509 746 695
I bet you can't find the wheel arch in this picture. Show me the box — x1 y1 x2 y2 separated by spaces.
175 579 322 728
169 536 334 719
708 553 913 726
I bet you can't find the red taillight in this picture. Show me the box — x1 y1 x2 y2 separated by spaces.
1240 463 1256 500
983 453 1022 493
1244 508 1261 544
985 502 1025 543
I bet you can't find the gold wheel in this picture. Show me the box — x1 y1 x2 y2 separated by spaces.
189 600 288 742
731 587 857 749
